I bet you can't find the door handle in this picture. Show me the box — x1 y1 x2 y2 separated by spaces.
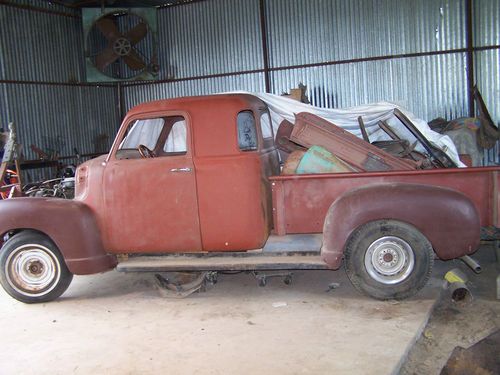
170 167 192 173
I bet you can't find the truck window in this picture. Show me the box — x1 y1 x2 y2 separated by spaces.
119 118 164 150
163 119 187 153
237 111 257 151
260 111 273 139
116 116 188 160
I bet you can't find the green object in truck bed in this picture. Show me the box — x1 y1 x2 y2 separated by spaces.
296 145 356 174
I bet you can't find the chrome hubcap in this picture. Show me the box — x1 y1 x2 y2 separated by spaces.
5 244 61 297
364 236 415 285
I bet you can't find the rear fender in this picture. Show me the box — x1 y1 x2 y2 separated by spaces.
0 198 116 274
321 183 480 269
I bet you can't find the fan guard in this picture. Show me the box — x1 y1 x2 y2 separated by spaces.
83 8 158 82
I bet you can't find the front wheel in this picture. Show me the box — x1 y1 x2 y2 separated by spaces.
0 231 73 303
344 220 434 300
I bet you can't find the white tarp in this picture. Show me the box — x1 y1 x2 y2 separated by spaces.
241 92 464 167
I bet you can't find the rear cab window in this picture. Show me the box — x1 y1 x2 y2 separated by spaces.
237 111 258 151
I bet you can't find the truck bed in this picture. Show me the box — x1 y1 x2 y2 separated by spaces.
270 167 500 235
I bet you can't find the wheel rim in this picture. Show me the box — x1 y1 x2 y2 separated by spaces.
364 236 415 285
5 244 61 297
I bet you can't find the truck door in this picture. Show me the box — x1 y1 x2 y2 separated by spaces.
103 114 202 253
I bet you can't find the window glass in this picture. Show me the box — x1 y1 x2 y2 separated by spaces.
163 120 187 153
260 111 273 139
237 111 257 151
119 118 164 150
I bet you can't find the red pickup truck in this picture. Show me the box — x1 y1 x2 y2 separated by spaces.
0 94 497 303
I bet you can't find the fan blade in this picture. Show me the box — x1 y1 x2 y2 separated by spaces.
123 49 146 71
95 47 119 71
96 17 121 41
125 22 148 45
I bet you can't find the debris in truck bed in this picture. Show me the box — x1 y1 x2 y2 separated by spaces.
295 146 356 174
290 112 417 172
281 150 306 175
252 92 464 167
393 109 457 168
276 119 306 156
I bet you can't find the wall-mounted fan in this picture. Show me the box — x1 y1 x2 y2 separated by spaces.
83 8 159 82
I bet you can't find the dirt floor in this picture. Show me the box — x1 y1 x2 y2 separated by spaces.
0 246 497 375
400 245 500 375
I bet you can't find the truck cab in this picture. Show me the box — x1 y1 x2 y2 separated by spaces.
77 94 280 254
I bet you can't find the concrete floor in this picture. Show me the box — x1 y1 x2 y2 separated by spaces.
0 255 451 375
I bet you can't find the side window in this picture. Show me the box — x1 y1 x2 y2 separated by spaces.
260 111 273 139
163 119 187 153
116 116 188 160
119 118 164 150
237 111 257 151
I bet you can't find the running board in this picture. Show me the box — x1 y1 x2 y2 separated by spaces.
116 253 329 272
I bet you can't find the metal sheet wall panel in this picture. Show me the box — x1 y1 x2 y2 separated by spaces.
0 4 84 82
4 1 79 15
483 143 499 166
475 49 500 125
158 0 263 80
0 83 9 127
4 83 118 161
123 73 265 110
271 53 468 121
265 0 466 68
474 0 500 47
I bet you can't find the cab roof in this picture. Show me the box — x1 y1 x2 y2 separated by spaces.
126 93 267 118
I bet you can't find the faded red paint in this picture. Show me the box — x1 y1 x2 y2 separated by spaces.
0 94 498 276
271 167 500 268
78 94 280 254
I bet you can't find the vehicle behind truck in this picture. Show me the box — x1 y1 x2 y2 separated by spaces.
0 94 497 303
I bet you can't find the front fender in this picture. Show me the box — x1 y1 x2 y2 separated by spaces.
0 198 116 275
321 183 480 269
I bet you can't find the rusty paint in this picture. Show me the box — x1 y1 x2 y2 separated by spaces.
271 180 286 236
85 94 280 253
320 183 480 269
0 198 116 275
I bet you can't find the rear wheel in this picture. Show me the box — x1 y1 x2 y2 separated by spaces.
344 220 433 300
0 231 73 303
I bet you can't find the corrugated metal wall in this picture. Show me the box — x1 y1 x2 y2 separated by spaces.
0 0 499 178
121 0 498 164
159 0 262 79
0 1 119 182
266 0 465 65
124 73 265 108
122 0 497 121
265 0 469 120
0 5 83 82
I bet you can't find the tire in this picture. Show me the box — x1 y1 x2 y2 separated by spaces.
344 220 433 300
0 231 73 304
